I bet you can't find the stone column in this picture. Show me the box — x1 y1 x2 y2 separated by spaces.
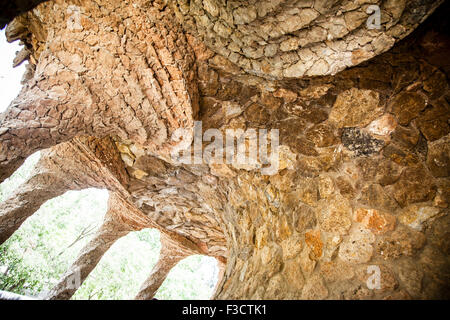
0 171 68 245
135 236 191 300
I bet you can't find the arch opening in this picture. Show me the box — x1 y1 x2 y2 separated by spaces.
0 187 108 297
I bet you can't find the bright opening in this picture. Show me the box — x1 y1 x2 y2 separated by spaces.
0 28 26 113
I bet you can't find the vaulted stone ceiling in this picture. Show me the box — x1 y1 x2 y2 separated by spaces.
0 0 449 300
174 0 443 78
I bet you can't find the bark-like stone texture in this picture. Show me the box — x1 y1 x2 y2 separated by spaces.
0 0 449 300
173 0 442 79
0 0 199 182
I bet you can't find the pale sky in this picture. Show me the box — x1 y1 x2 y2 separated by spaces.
0 28 27 113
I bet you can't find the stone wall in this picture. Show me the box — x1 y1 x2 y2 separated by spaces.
192 18 450 298
0 0 448 299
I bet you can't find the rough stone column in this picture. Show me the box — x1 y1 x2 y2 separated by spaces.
0 87 88 183
46 193 138 300
135 235 191 300
0 167 68 244
1 0 199 183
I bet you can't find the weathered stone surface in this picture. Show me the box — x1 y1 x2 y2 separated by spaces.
285 104 329 124
335 176 356 199
318 174 337 200
423 71 448 100
301 275 328 300
398 204 442 231
391 125 420 150
291 204 315 232
339 226 375 264
354 208 396 235
305 229 323 260
273 89 297 103
299 246 317 277
426 136 450 177
382 290 411 300
292 177 319 207
358 184 399 212
174 0 442 79
382 144 421 167
1 0 200 181
389 165 437 207
288 136 319 156
329 89 383 128
366 114 398 137
396 259 424 298
317 195 352 235
209 163 237 178
305 123 337 147
389 92 427 125
281 235 303 261
263 274 286 299
342 285 374 300
357 158 403 186
375 226 426 260
419 246 450 299
283 258 305 291
356 264 398 293
415 103 450 142
428 214 450 255
259 244 283 279
320 260 355 283
321 234 342 262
